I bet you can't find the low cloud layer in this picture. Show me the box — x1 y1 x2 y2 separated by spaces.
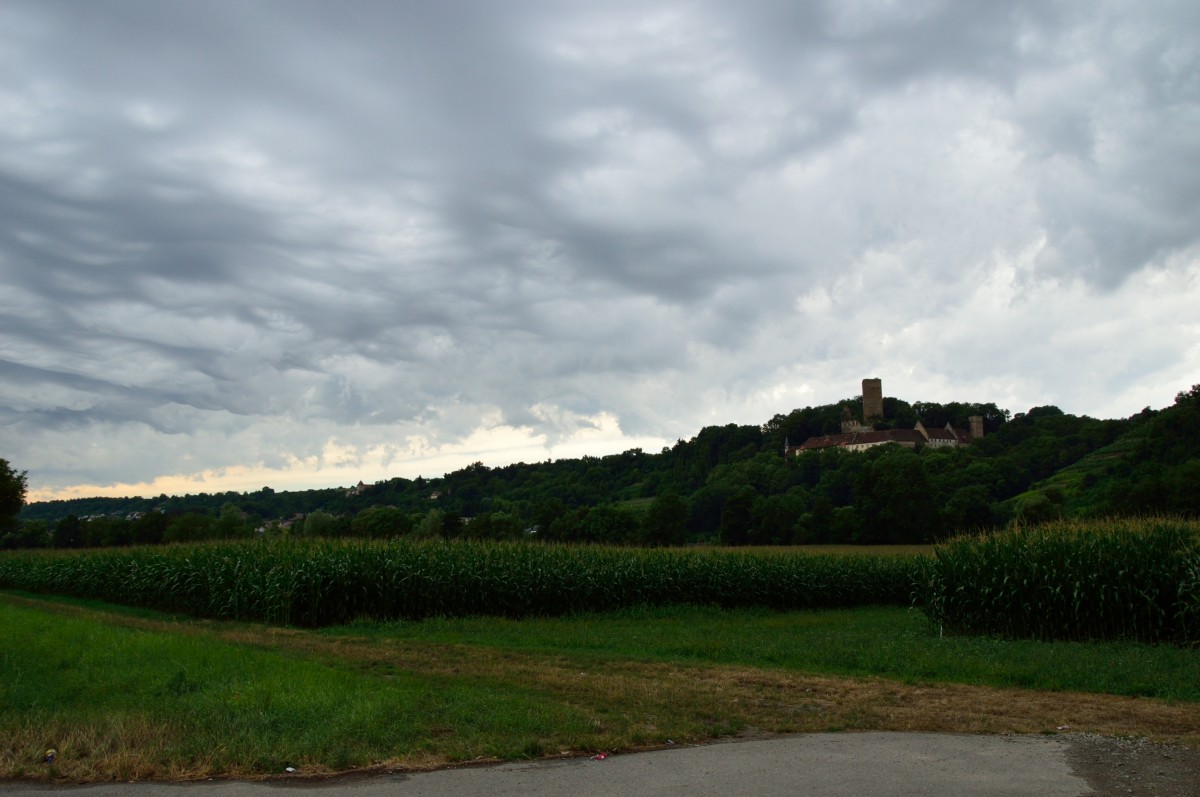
3 1 1198 499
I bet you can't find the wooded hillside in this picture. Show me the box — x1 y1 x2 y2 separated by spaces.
12 385 1199 548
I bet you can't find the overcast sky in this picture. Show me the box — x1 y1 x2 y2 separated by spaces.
3 1 1198 501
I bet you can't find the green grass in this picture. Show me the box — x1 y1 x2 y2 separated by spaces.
0 599 596 779
4 593 1198 781
331 604 1200 702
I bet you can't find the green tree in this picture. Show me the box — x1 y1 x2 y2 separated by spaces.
579 504 639 545
719 486 756 546
944 485 996 533
856 448 940 543
1165 458 1200 515
84 516 133 547
54 514 84 548
687 482 734 542
299 511 348 537
133 511 169 545
545 507 587 542
641 491 688 546
0 459 27 538
215 503 250 538
1012 491 1062 525
465 511 524 540
1 519 49 549
750 491 806 545
163 513 215 543
351 505 413 538
530 497 567 538
415 508 446 539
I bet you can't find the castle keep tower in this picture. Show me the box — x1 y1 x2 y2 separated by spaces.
969 415 984 439
862 378 883 422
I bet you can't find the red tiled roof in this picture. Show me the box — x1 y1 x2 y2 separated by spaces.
787 421 976 455
795 428 925 451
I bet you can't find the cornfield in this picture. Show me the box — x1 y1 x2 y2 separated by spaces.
0 540 922 626
918 518 1200 645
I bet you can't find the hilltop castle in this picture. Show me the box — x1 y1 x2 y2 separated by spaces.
784 378 982 455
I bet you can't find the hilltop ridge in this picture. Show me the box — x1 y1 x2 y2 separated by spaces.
12 384 1199 548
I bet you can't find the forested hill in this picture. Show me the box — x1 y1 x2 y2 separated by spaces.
16 386 1200 547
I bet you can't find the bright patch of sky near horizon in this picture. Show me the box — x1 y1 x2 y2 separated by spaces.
2 0 1198 501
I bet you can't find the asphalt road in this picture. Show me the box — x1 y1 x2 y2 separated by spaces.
1 732 1101 796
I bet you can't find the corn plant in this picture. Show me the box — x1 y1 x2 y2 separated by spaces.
917 518 1199 645
0 540 925 626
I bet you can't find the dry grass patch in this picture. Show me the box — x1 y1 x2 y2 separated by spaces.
5 715 191 782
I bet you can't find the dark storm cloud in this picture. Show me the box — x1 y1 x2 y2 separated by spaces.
1 0 1197 494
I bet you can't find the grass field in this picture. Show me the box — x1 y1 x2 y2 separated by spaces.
3 591 1198 782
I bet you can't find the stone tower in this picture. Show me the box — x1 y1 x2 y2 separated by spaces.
969 415 984 439
862 378 884 422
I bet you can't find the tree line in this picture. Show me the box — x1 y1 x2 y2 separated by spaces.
7 387 1199 550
